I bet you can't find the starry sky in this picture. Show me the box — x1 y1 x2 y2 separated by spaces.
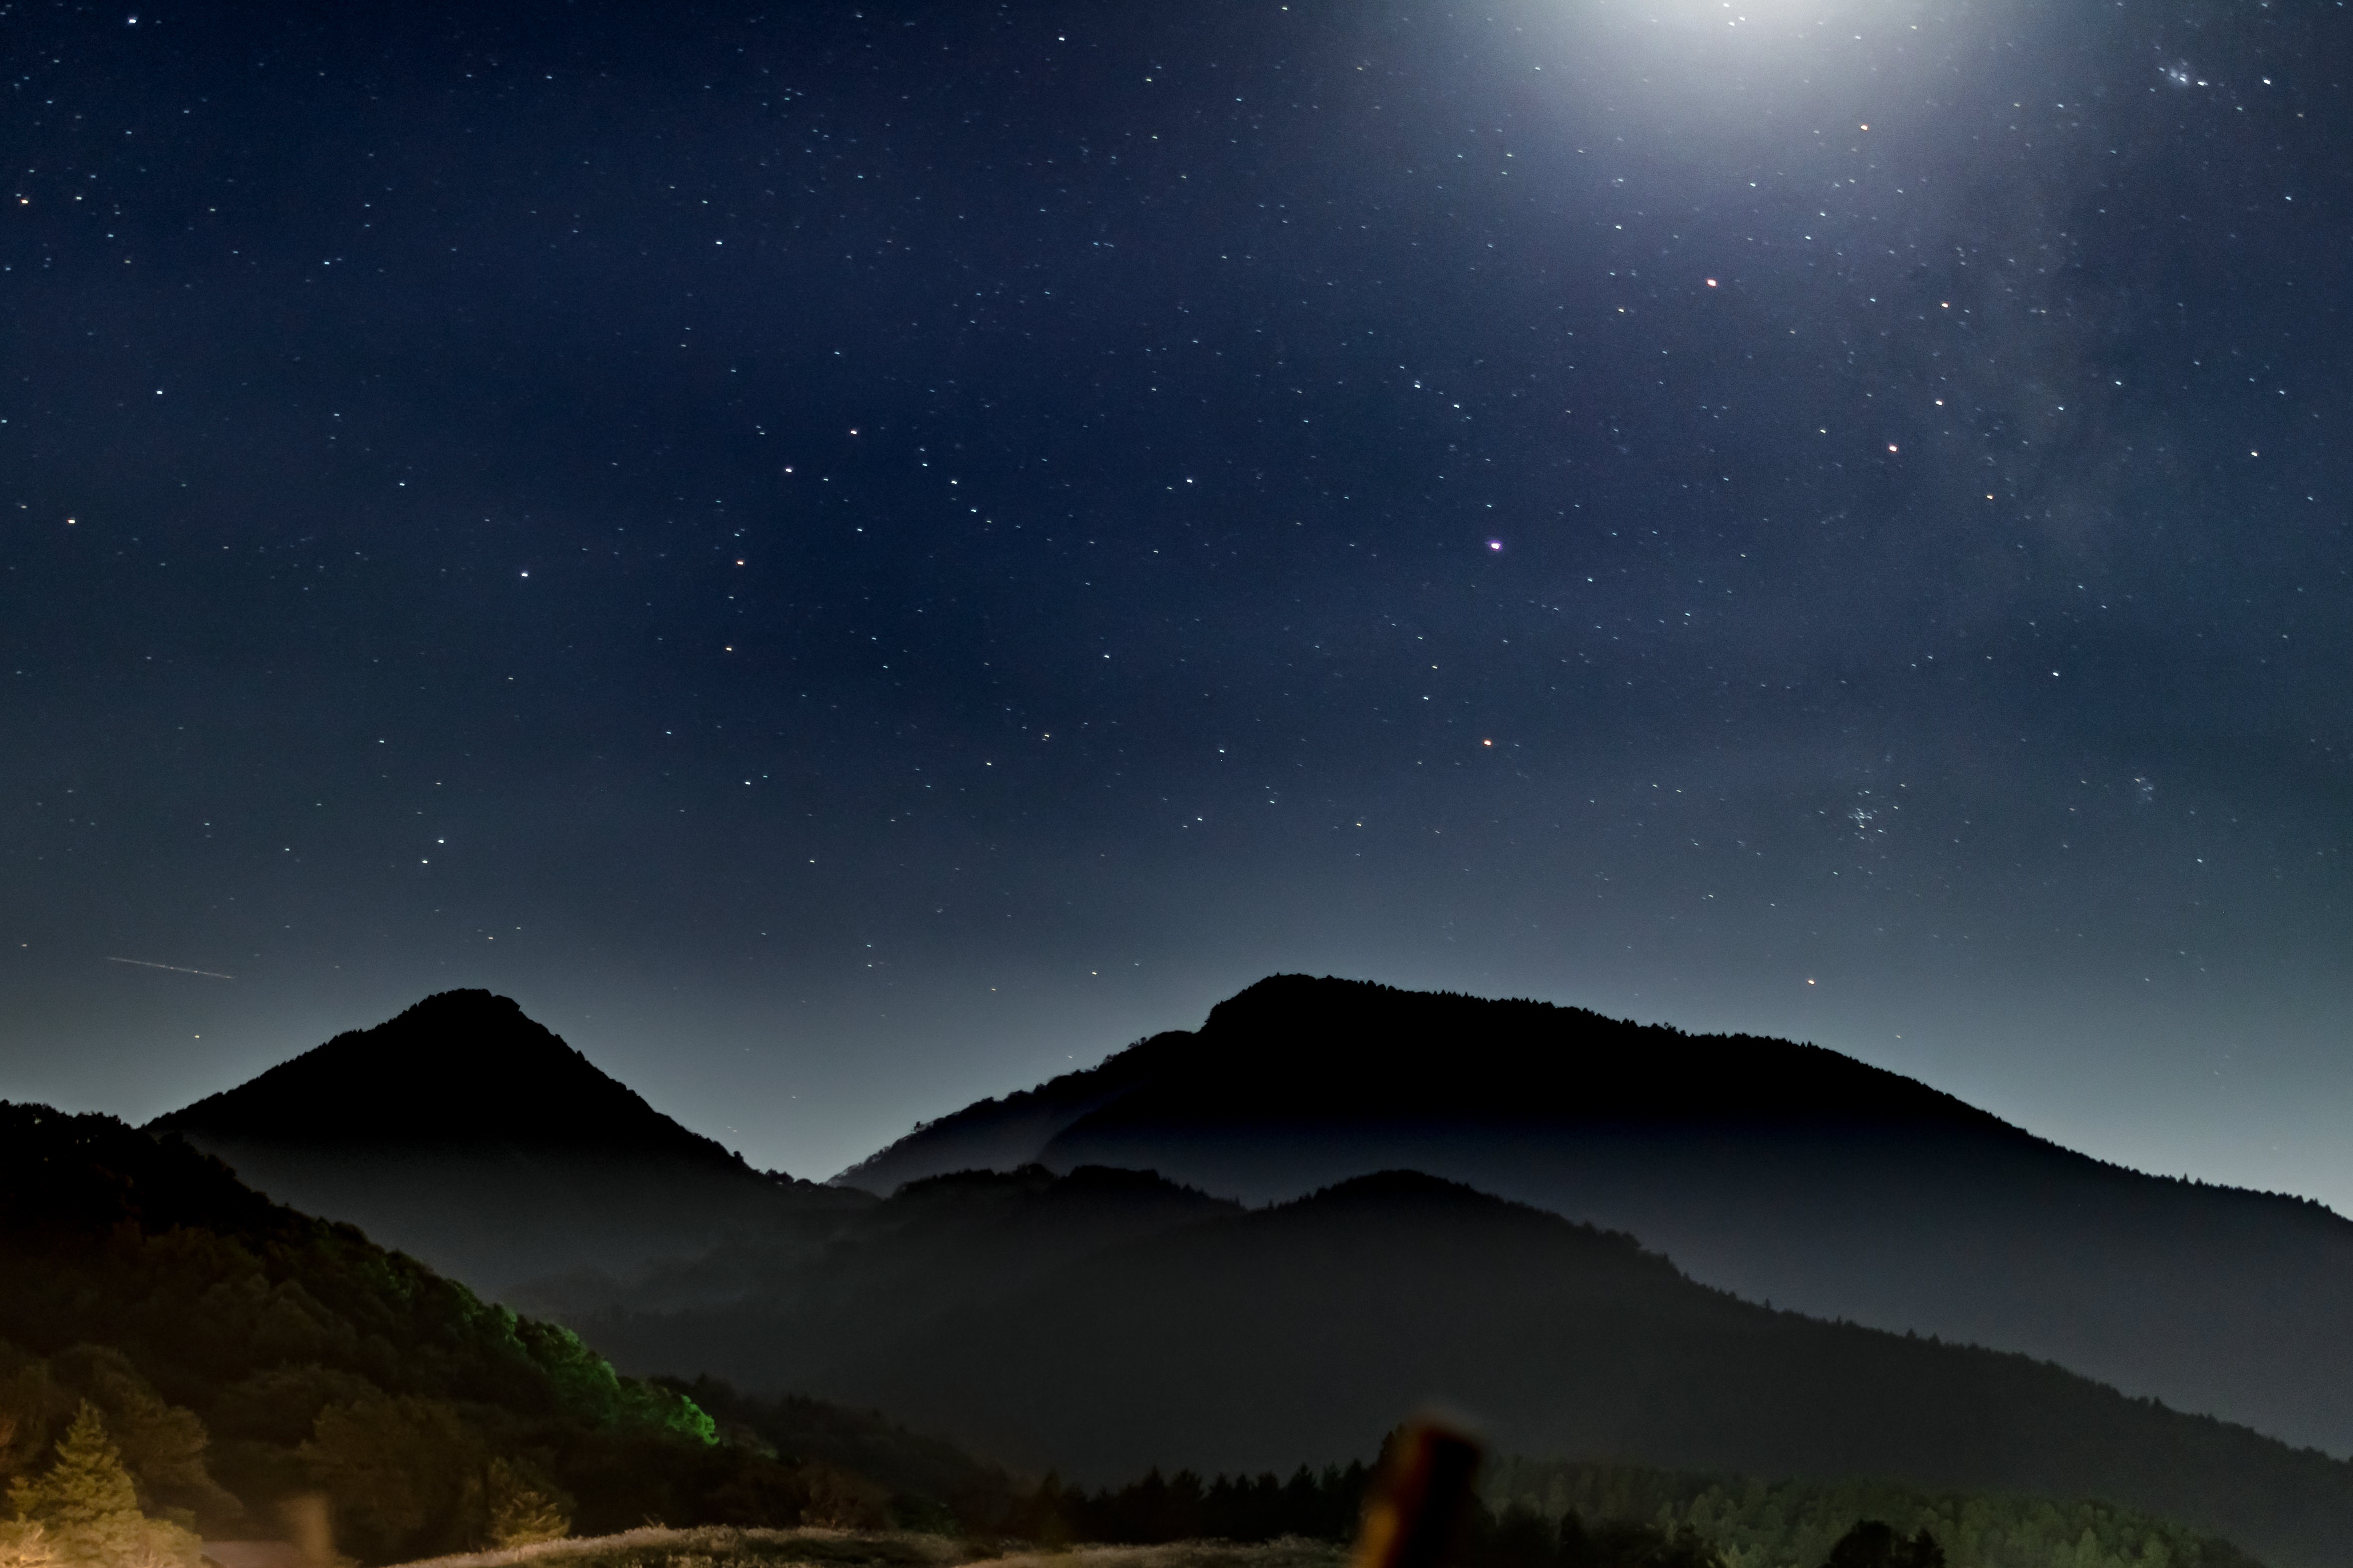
3 0 2347 1203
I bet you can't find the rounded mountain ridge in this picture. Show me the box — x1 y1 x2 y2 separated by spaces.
1157 972 2007 1124
841 972 2019 1194
149 988 736 1163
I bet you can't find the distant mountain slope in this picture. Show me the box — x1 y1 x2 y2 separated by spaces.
531 1163 1241 1360
835 977 2023 1190
151 991 867 1296
567 1167 2353 1568
834 975 2353 1457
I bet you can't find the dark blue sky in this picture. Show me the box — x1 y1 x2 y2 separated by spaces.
3 0 2347 1199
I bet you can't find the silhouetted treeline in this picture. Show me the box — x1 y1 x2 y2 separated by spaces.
1003 1462 1373 1544
1484 1456 2265 1568
1005 1449 2263 1568
998 1462 1725 1568
994 1458 1734 1568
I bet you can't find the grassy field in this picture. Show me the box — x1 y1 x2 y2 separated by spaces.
385 1528 1351 1568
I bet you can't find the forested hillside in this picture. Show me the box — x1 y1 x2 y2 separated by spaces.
519 1162 1239 1326
0 1101 993 1563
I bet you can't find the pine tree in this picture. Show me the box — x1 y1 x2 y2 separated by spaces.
9 1402 139 1530
7 1403 195 1568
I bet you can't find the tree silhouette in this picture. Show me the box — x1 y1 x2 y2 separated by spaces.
1826 1520 1946 1568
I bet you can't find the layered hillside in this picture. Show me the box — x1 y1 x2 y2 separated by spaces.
834 975 2353 1457
526 1162 1241 1350
570 1167 2353 1568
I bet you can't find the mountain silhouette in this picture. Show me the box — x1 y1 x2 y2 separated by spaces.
835 974 2353 1457
158 989 744 1157
136 978 2353 1568
563 1164 2353 1568
151 990 865 1294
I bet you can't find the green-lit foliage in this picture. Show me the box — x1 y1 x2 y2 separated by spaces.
659 1380 1010 1526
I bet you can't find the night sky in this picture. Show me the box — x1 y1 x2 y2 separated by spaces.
4 1 2347 1204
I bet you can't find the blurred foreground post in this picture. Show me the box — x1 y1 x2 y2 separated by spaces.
281 1494 334 1568
1353 1419 1485 1568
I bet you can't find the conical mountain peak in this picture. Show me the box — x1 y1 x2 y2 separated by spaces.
153 989 740 1166
146 991 858 1296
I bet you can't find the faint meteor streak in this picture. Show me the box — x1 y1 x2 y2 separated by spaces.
107 957 236 980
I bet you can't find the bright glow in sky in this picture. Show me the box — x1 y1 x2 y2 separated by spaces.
4 0 2349 1223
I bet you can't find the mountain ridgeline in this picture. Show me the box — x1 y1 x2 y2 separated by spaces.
836 975 2353 1460
117 981 2353 1568
149 990 870 1295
